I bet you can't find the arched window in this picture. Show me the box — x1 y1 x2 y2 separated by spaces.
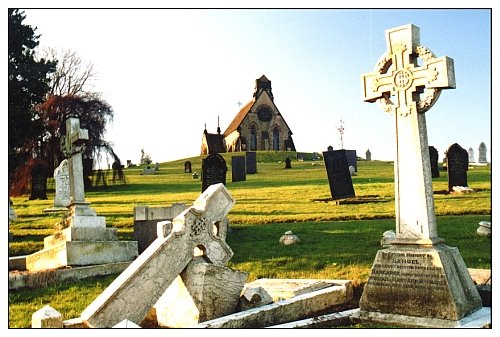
250 124 257 151
272 126 280 151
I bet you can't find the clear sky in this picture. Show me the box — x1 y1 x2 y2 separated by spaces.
13 5 493 167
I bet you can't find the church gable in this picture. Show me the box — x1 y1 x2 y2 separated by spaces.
205 75 296 154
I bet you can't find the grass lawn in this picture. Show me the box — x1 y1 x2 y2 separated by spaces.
8 151 491 328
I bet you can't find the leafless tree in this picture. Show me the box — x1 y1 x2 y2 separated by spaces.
42 48 96 96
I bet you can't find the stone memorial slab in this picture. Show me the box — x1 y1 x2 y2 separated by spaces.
231 156 246 182
478 142 487 163
133 203 188 253
322 149 355 200
52 159 71 209
30 163 48 200
344 150 357 172
201 153 227 192
246 151 257 174
365 149 372 161
446 143 469 192
429 146 440 178
357 24 481 323
468 147 475 163
184 160 192 173
80 183 235 327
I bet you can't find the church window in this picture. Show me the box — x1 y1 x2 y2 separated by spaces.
250 124 257 151
272 126 280 150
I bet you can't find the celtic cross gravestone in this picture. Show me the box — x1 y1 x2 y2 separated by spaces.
357 24 481 324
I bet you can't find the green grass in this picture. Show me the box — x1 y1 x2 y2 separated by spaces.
8 152 491 328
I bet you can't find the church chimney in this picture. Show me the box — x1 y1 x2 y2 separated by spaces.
217 116 221 134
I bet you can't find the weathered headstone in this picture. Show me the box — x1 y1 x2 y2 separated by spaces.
468 147 475 163
133 203 188 253
344 150 357 172
30 163 48 200
201 153 227 192
154 162 160 171
322 149 355 200
285 157 292 169
54 159 71 208
246 151 257 174
80 183 240 327
231 156 246 182
365 149 372 161
26 117 138 272
447 143 469 192
478 142 487 163
184 161 192 173
428 146 440 178
358 24 481 323
142 165 155 175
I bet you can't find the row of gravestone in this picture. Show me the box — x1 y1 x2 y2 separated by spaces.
30 142 480 203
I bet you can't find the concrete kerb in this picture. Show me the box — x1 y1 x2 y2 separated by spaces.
9 261 132 290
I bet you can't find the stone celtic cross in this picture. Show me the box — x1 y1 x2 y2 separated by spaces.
62 117 89 205
361 24 456 244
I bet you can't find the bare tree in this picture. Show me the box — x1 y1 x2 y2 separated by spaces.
43 48 95 96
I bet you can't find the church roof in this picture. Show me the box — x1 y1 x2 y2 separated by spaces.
223 100 254 136
203 130 226 154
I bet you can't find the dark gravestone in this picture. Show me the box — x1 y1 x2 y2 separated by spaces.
428 146 440 178
201 153 227 192
184 161 192 173
344 150 357 172
447 143 469 192
231 156 246 182
246 151 257 174
285 157 292 169
30 164 48 200
323 149 355 200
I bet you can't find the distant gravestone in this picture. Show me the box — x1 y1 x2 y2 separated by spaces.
142 166 155 175
478 142 487 163
365 149 372 161
323 149 355 200
428 146 440 178
231 156 246 182
201 153 227 192
184 161 192 173
246 151 257 174
154 162 160 171
468 148 475 163
133 203 187 253
344 150 357 172
53 159 71 208
447 143 469 192
285 157 292 169
30 163 48 200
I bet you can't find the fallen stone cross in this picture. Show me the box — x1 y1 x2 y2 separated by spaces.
80 183 235 327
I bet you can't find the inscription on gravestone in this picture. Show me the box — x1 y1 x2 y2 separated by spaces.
446 143 468 191
231 156 246 183
30 163 48 200
54 159 71 207
323 149 355 200
428 146 439 178
201 153 227 192
245 151 257 174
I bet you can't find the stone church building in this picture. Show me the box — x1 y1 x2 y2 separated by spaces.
201 75 296 155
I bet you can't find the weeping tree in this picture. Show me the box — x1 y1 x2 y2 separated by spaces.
9 42 125 195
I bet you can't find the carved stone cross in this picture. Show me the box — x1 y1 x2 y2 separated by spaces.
81 183 235 327
361 24 455 244
62 117 89 205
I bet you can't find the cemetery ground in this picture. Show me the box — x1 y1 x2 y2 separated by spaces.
8 152 491 328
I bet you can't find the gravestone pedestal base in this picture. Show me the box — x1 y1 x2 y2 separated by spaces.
26 203 138 272
358 243 482 321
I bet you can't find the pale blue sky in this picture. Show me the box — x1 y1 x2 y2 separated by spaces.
18 7 492 165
